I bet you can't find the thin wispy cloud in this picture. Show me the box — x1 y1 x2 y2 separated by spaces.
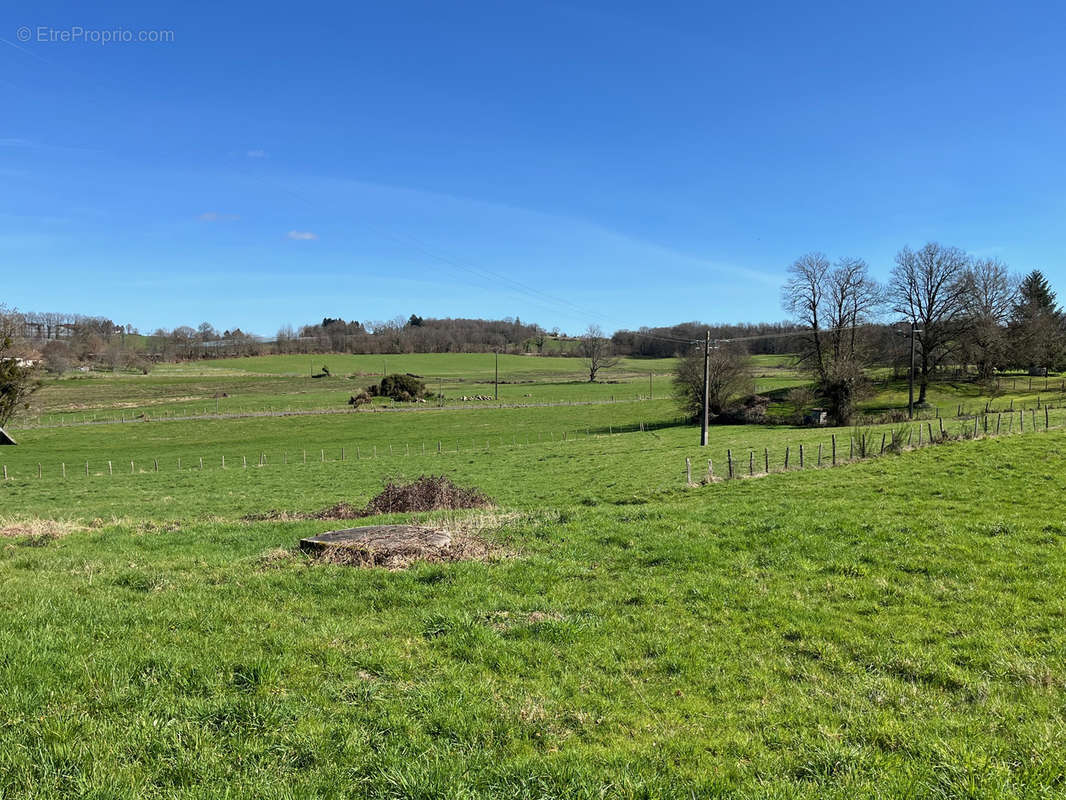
287 230 317 240
0 137 98 153
0 36 52 64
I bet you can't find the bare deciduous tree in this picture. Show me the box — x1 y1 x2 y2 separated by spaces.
579 325 618 382
960 258 1017 379
673 345 752 420
41 340 72 375
888 243 970 403
782 252 831 381
825 257 883 363
782 253 882 423
0 307 41 428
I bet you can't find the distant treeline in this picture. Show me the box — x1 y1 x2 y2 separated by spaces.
0 308 977 377
277 316 546 355
9 251 1066 388
610 322 807 357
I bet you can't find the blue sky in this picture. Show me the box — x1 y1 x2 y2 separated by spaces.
2 1 1065 336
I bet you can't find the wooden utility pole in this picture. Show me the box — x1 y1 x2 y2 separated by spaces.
701 331 710 447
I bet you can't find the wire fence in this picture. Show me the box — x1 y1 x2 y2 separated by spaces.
2 406 1061 485
684 406 1058 485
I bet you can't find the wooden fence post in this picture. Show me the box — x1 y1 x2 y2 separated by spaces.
61 463 65 478
1046 405 1051 429
108 461 113 475
707 460 713 480
818 443 823 467
784 446 790 470
749 451 754 476
2 465 5 480
831 434 837 465
727 449 734 479
849 437 854 459
764 448 769 473
799 444 804 468
685 457 692 484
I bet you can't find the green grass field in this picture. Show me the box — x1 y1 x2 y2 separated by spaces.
25 352 1059 429
25 354 682 426
3 353 1066 797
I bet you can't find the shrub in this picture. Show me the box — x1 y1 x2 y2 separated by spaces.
852 425 873 458
307 476 493 518
786 386 815 425
822 360 870 426
372 373 426 402
887 425 909 453
348 390 372 407
362 475 492 515
673 347 753 422
716 395 770 425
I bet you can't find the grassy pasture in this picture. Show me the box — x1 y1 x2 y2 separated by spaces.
161 353 678 379
4 392 1062 521
2 431 1066 797
4 353 1066 797
27 351 1057 428
26 354 683 426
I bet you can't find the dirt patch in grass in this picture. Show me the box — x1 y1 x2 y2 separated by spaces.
361 475 493 516
309 502 366 520
247 476 493 522
0 518 87 546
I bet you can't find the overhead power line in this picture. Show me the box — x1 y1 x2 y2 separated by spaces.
709 321 889 346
